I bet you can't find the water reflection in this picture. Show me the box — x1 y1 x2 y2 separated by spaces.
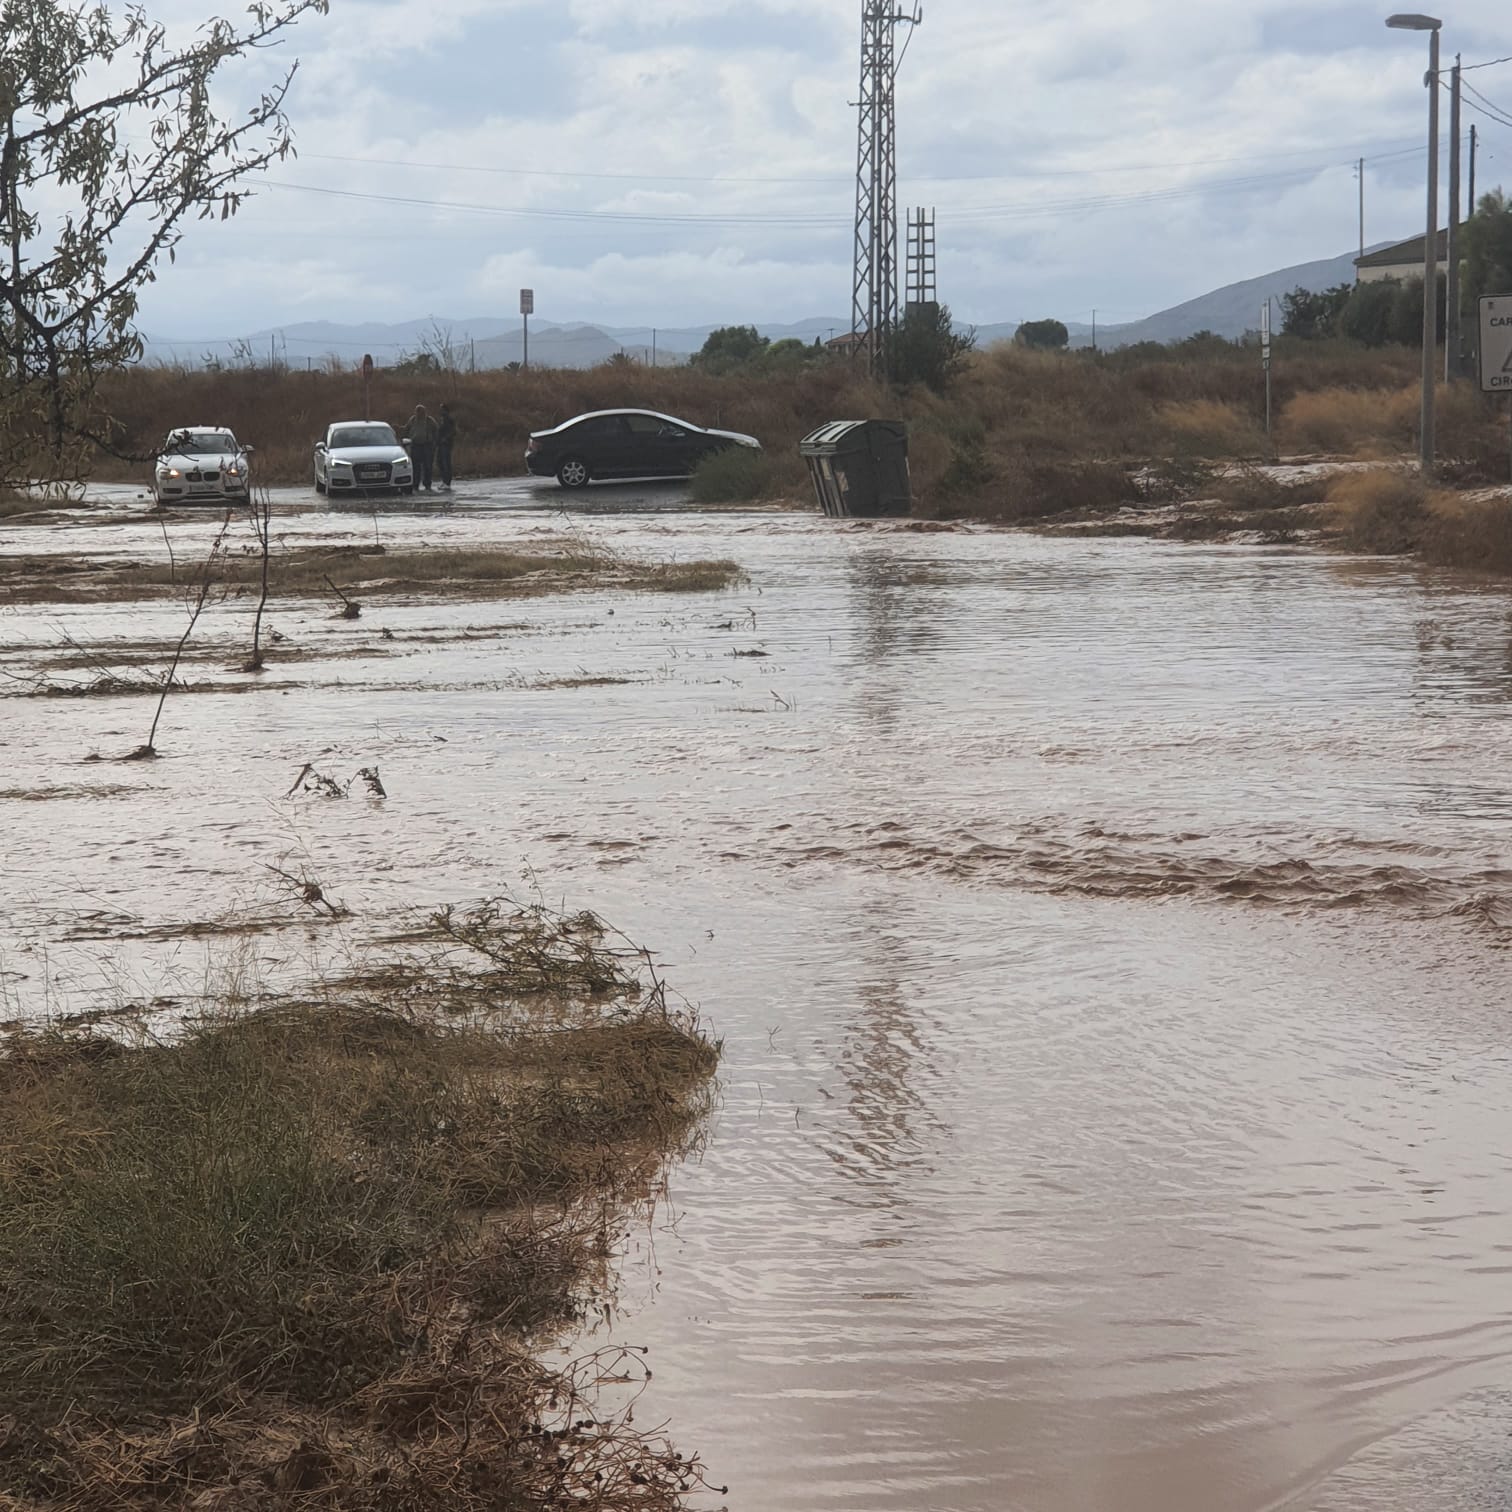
822 913 942 1214
6 513 1512 1511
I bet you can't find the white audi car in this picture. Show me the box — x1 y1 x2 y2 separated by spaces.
153 427 252 506
314 421 414 496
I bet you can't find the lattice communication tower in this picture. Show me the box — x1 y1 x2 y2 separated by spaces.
905 207 937 312
851 1 923 378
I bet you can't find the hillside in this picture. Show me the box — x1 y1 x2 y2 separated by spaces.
138 244 1396 370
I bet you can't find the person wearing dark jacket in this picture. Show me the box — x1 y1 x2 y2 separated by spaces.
404 405 439 491
436 403 457 490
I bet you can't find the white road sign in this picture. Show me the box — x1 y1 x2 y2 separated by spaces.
1479 295 1512 392
520 288 535 316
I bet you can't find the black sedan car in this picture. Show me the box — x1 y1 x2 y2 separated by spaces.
525 409 761 488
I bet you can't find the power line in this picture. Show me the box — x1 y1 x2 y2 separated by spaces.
263 150 1421 233
298 137 1429 188
1462 53 1512 73
1459 80 1512 130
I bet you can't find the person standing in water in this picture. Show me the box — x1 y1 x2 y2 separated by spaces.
436 403 457 491
404 404 438 492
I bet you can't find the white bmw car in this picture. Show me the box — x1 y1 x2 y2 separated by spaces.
314 421 414 496
153 427 252 506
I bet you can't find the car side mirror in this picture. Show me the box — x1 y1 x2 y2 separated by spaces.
242 444 255 453
314 441 325 451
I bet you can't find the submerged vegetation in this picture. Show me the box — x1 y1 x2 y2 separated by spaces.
0 537 743 608
0 898 722 1510
1326 467 1512 576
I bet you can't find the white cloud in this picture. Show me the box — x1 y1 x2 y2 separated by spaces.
122 0 1512 337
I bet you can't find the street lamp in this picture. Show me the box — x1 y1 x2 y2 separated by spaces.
1387 12 1442 474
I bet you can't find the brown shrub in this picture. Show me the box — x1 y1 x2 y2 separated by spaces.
1211 466 1330 510
1160 399 1267 458
962 456 1136 522
1422 492 1512 575
1327 468 1427 552
1279 385 1419 455
68 344 1499 520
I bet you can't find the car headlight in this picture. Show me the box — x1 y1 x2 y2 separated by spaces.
331 459 354 471
159 467 181 479
225 463 243 477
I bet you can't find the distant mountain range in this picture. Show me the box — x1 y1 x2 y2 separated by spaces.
138 316 842 371
139 244 1390 370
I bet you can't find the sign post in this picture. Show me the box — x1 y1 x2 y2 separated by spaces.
520 288 534 371
1477 296 1512 481
361 353 374 421
1260 301 1273 451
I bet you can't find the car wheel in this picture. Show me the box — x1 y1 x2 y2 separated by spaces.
315 475 327 495
556 457 591 489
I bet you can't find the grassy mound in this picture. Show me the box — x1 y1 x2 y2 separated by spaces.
0 900 722 1510
688 445 775 504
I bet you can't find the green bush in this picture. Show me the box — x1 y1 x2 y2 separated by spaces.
689 444 774 503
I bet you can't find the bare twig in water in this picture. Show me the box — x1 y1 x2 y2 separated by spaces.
245 487 273 670
127 511 232 759
323 573 361 619
285 762 387 800
157 512 176 588
263 862 349 917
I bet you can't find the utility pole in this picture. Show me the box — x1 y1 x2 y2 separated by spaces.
1447 55 1462 381
1469 123 1478 212
851 1 922 381
1358 156 1366 267
1386 13 1442 475
652 328 657 368
1092 309 1097 352
1422 23 1441 472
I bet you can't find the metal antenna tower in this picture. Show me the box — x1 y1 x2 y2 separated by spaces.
851 1 923 378
905 206 937 311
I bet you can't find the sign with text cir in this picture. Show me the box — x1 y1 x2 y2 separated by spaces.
520 288 534 317
1479 296 1512 392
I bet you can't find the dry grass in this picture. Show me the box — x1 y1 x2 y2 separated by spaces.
1327 469 1428 552
62 342 1503 529
1421 492 1512 575
0 541 745 607
0 898 722 1510
1211 466 1331 511
1159 398 1267 458
1279 385 1419 455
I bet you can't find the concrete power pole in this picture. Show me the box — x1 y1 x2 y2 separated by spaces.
851 1 922 381
1447 55 1462 381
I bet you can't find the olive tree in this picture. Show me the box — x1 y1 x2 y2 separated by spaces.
0 0 328 490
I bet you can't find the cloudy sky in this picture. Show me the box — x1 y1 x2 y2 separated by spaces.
124 0 1512 342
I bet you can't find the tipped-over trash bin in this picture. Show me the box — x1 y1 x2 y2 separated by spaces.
798 420 911 519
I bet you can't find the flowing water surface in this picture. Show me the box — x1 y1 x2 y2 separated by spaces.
4 485 1512 1510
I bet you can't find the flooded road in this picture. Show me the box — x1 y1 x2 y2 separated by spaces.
4 488 1512 1510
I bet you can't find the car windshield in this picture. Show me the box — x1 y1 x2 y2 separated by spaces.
168 431 237 453
331 425 397 448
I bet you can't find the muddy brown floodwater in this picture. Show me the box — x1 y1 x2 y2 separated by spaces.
5 479 1512 1511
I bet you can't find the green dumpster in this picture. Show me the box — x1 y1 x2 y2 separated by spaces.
798 420 912 519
